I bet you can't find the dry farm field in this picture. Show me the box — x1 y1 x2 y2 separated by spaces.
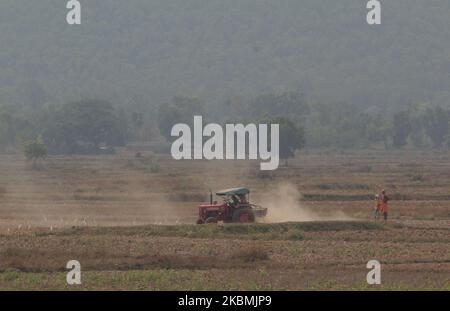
0 150 449 290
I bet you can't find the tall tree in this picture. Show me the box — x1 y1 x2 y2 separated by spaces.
392 112 412 148
264 117 305 166
42 100 127 154
423 106 449 148
157 96 205 141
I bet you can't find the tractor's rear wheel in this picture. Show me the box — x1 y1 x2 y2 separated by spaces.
232 209 255 223
205 217 218 224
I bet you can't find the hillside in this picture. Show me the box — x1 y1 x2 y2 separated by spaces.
1 0 450 112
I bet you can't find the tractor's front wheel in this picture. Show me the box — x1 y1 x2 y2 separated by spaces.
232 209 255 223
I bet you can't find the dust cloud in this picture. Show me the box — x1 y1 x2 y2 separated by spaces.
255 183 352 223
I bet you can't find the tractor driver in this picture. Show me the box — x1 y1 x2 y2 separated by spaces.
231 195 240 206
238 194 247 204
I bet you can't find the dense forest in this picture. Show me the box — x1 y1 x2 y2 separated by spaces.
1 1 450 153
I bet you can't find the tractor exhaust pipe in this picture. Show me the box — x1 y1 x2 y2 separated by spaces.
209 189 213 204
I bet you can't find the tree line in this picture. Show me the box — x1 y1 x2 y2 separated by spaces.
1 92 450 163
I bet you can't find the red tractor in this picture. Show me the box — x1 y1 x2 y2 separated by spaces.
196 187 267 224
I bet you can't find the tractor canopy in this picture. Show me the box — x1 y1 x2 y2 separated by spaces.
216 187 250 196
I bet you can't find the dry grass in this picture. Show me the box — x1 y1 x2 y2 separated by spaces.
0 151 449 290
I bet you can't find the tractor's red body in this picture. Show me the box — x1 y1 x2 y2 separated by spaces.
196 188 267 224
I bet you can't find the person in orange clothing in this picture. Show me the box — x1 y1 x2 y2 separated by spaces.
379 189 389 222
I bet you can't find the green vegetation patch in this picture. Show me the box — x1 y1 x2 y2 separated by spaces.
316 183 370 190
42 221 381 241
